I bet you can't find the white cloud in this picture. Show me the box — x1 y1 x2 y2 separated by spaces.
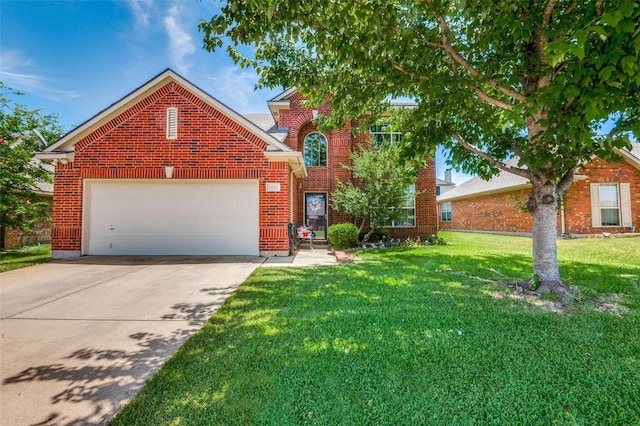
129 0 155 30
163 3 196 75
207 67 265 114
0 50 80 101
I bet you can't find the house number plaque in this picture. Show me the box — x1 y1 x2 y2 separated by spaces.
266 183 281 192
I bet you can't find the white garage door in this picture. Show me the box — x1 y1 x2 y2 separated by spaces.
85 180 259 255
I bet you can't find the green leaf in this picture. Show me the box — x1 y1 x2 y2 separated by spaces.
599 65 615 81
621 56 637 76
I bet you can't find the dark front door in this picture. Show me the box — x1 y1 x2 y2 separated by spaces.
305 193 327 240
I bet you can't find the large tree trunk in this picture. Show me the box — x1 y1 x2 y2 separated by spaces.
527 178 573 302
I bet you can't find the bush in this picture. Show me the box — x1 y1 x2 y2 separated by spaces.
327 223 359 250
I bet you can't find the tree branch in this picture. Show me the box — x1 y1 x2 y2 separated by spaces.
510 144 526 159
556 168 576 195
435 15 526 103
542 0 557 29
471 86 516 110
535 0 557 88
449 130 531 179
563 0 576 15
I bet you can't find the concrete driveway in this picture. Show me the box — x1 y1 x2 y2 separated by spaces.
0 256 264 426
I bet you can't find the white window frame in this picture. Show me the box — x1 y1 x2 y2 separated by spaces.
590 183 632 228
384 184 416 228
303 132 327 167
370 123 403 146
441 202 452 222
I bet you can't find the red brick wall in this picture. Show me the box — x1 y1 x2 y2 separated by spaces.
260 161 292 253
281 94 438 238
52 81 291 255
438 157 640 235
52 164 83 251
439 188 536 234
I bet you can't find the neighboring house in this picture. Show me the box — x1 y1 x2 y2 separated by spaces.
2 181 53 250
436 169 455 196
437 143 640 236
37 69 436 258
2 137 53 250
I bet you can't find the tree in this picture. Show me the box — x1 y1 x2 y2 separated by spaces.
332 141 419 242
0 83 63 250
200 1 640 300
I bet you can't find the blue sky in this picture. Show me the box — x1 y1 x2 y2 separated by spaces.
1 0 470 183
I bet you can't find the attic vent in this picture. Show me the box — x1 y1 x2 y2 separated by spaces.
166 107 178 139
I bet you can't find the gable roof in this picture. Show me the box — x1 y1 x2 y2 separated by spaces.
437 143 640 203
36 70 305 168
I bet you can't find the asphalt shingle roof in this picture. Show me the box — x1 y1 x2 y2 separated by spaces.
243 114 288 142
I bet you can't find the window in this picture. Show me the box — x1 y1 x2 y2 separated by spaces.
590 183 632 228
166 107 178 139
599 184 620 226
370 123 403 146
385 184 416 227
441 202 452 222
303 133 327 166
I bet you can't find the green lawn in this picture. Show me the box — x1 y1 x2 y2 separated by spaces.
110 232 640 425
0 245 51 273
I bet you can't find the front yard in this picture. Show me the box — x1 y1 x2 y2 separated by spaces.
0 245 51 273
111 231 640 425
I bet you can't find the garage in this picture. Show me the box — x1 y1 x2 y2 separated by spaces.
84 179 259 256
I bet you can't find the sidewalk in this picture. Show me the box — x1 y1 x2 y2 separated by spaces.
261 247 338 267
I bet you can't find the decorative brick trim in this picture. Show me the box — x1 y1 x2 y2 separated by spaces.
79 167 261 180
51 226 82 238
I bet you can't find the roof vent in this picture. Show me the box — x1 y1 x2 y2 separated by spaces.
166 107 178 139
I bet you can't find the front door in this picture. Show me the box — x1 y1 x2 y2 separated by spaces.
305 193 327 240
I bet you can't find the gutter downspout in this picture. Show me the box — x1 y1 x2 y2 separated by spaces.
290 171 294 223
560 205 566 236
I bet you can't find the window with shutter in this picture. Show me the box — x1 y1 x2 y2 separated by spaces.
166 107 178 139
591 183 628 227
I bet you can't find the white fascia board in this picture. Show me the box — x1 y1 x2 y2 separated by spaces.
268 87 298 102
267 88 297 123
267 100 291 123
264 151 308 178
34 151 75 162
616 147 640 170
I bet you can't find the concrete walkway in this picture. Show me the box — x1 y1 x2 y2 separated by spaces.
261 246 338 267
0 249 336 425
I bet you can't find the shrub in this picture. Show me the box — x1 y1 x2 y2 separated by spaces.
327 223 359 250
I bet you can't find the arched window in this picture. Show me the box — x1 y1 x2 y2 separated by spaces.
303 133 327 167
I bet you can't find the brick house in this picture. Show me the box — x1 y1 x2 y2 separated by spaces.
2 148 53 250
437 143 640 236
37 69 436 258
